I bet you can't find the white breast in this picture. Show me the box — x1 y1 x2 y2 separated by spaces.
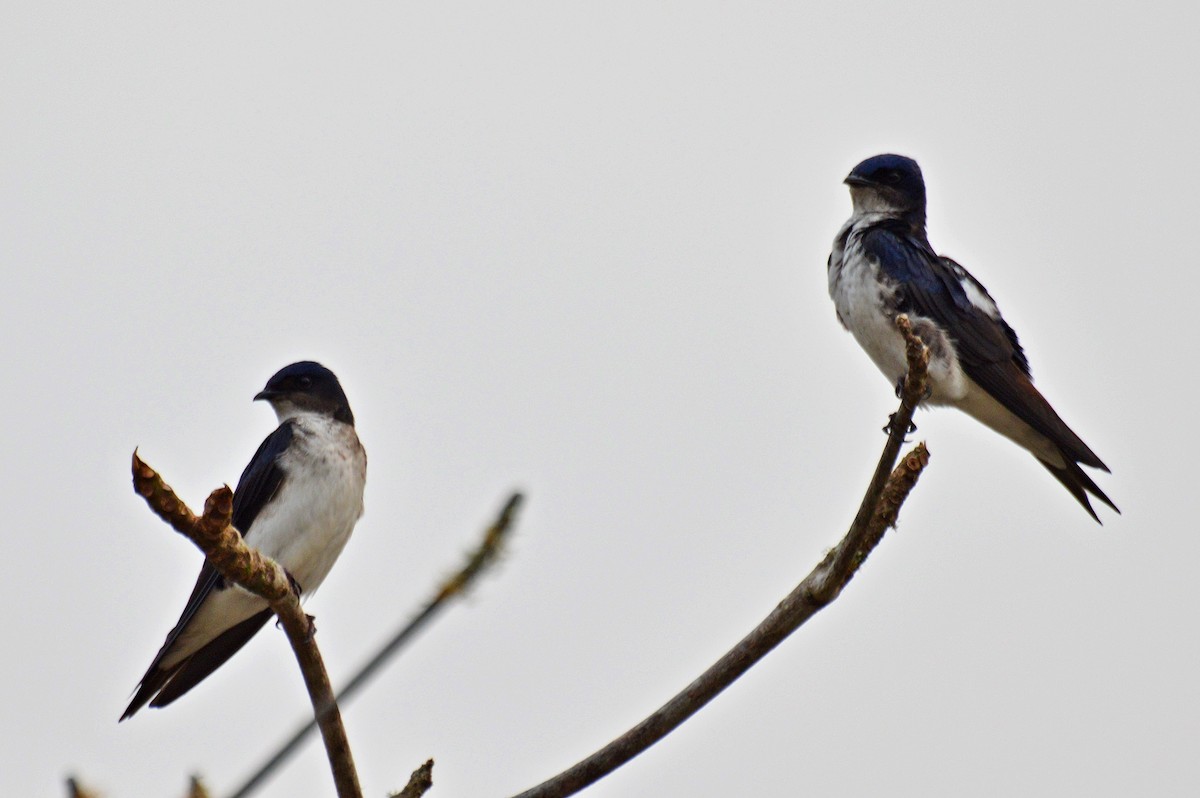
829 216 912 386
252 414 367 595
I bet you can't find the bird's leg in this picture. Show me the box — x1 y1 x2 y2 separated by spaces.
883 371 931 437
276 570 318 639
885 375 918 437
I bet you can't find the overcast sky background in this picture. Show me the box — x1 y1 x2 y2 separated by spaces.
3 3 1197 797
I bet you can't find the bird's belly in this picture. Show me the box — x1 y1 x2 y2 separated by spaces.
832 260 910 384
250 424 366 595
832 258 968 403
260 469 364 594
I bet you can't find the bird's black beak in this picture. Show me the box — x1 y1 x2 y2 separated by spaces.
253 389 278 402
844 173 871 187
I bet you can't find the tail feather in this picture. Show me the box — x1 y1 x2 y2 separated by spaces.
121 663 185 721
120 609 273 720
1038 455 1120 524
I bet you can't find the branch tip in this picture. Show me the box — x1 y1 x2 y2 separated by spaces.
437 490 523 601
187 774 212 798
391 759 434 798
501 491 524 518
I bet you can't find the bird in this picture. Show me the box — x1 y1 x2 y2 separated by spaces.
827 153 1116 522
121 361 367 720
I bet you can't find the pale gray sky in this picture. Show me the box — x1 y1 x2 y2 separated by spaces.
3 3 1197 797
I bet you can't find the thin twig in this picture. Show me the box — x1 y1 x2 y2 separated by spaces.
227 494 523 798
131 454 362 798
390 759 435 798
508 315 931 798
809 312 929 602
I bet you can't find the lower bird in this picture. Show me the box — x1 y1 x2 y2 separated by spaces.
121 361 367 720
827 153 1116 522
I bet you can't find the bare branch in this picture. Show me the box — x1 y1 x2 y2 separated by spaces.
508 316 931 798
808 312 929 602
131 453 362 798
390 760 434 798
227 494 523 798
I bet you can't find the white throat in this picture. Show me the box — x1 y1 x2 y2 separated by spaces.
848 185 905 216
268 401 329 425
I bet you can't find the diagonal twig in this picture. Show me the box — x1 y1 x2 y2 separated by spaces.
507 315 931 798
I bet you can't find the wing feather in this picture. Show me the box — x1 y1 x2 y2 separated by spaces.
861 225 1104 469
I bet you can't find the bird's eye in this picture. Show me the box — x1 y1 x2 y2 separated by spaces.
299 376 313 388
884 171 902 184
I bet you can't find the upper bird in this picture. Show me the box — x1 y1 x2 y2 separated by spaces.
827 154 1116 522
121 361 367 720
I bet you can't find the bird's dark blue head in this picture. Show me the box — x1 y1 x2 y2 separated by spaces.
254 361 355 426
844 153 926 226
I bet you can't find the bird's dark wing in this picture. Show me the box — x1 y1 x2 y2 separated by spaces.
863 224 1026 369
861 224 1106 471
232 420 295 535
121 422 295 720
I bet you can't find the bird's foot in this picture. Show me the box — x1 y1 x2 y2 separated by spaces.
274 613 318 640
273 570 312 634
883 412 918 439
285 570 303 599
